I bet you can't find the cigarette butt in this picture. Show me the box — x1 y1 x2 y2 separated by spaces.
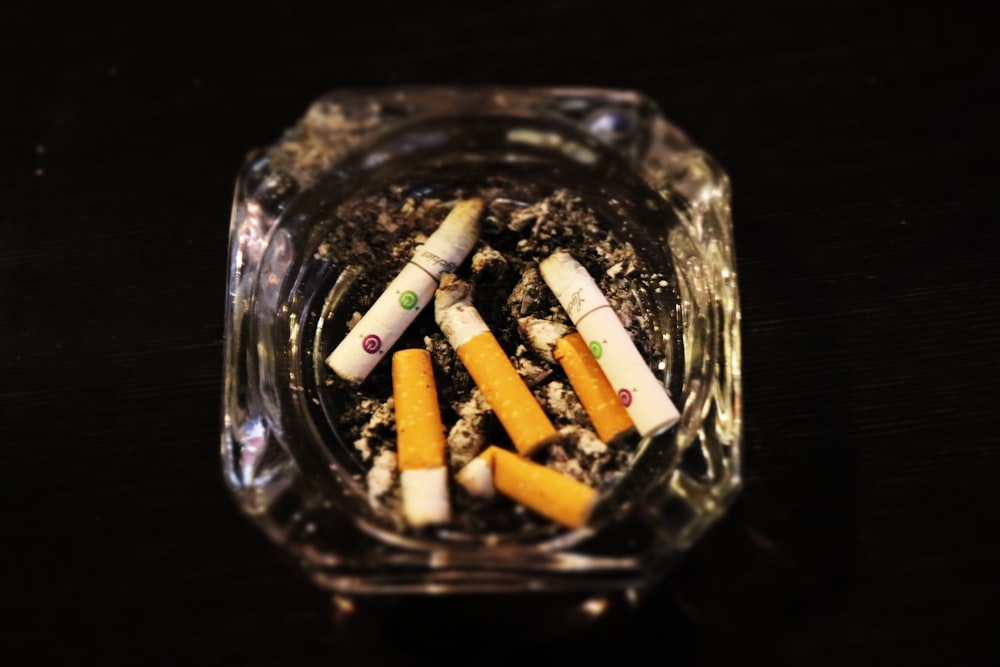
457 446 597 529
555 333 635 442
436 277 559 456
326 198 483 384
539 251 680 437
393 349 447 470
457 332 559 455
392 348 450 526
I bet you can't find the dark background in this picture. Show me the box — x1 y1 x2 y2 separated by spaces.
3 1 998 664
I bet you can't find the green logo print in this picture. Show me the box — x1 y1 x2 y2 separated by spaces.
589 340 603 359
398 290 419 310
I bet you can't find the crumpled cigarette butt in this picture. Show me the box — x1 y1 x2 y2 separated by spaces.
435 276 559 456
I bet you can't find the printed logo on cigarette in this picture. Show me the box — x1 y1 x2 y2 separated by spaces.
418 249 457 272
362 334 382 354
617 388 633 407
567 288 584 316
398 290 419 310
588 340 603 359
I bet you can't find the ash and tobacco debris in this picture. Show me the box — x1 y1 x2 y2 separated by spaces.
319 181 668 533
446 389 491 471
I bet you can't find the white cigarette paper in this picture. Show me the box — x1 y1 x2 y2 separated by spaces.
539 251 680 437
400 467 451 527
325 198 483 383
454 456 494 499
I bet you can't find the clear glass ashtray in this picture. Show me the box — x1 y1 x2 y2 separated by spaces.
222 87 742 594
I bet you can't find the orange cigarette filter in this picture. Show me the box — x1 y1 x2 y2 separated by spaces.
555 332 635 442
392 349 446 470
480 446 597 529
457 332 559 456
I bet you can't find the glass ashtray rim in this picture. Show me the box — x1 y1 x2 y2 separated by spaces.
222 85 742 593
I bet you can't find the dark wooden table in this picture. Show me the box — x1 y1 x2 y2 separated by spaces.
3 2 998 664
